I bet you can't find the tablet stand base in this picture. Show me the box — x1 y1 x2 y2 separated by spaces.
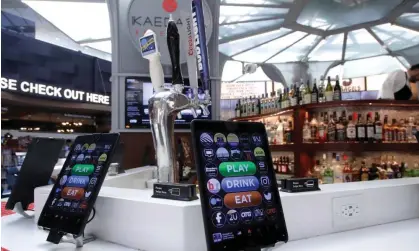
13 202 34 218
61 234 96 248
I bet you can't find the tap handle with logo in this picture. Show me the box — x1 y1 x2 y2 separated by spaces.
167 16 184 86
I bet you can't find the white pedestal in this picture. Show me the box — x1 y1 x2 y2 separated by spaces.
34 178 419 251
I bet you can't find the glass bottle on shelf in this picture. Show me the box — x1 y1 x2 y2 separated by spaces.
333 75 342 101
290 84 298 106
303 112 311 143
310 113 319 143
303 79 312 105
366 112 375 143
333 153 343 183
407 117 415 143
325 76 333 102
346 114 357 142
247 96 252 116
322 154 334 184
298 79 304 105
374 112 383 143
327 112 337 142
276 118 284 145
276 89 282 112
392 119 399 142
356 113 366 143
311 78 319 104
235 103 240 118
336 115 346 142
399 119 407 142
284 120 293 144
318 112 327 143
318 76 326 103
284 88 290 108
383 115 391 143
313 160 323 183
392 156 402 179
342 155 352 183
360 160 369 181
352 158 361 182
255 95 261 115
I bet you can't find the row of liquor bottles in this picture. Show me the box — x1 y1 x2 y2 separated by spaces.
302 112 418 143
310 153 419 184
235 76 342 117
272 155 294 174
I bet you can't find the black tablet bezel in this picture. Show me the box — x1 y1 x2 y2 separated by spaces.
6 138 65 211
191 120 288 251
38 133 120 236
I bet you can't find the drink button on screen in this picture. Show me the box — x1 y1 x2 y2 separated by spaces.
221 176 259 193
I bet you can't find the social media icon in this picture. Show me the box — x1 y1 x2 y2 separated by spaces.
74 144 82 151
70 155 77 161
95 165 102 173
207 179 221 194
89 177 98 188
200 133 214 147
212 233 222 243
209 195 223 209
216 147 229 161
240 208 253 224
59 175 68 186
87 143 96 152
211 211 226 228
56 199 64 207
226 209 239 225
239 134 250 145
98 153 107 162
260 176 270 187
85 191 92 199
263 190 273 203
81 143 89 152
203 148 215 161
266 207 277 220
205 163 218 177
252 134 263 146
257 161 266 170
214 133 227 147
84 155 92 162
253 208 264 221
254 147 266 160
50 198 57 206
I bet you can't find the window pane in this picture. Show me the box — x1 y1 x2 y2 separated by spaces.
371 23 419 51
309 34 344 61
345 29 387 60
267 35 321 63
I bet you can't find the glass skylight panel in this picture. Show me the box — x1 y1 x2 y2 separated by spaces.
23 1 110 42
396 13 419 29
222 61 245 82
309 34 344 61
342 55 402 79
220 5 288 16
371 23 419 51
267 35 320 63
233 31 307 62
219 28 292 56
84 41 112 54
220 19 282 39
345 29 387 60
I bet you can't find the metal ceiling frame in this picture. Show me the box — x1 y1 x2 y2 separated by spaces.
219 15 285 26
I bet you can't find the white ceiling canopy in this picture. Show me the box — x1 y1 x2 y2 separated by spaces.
219 0 419 70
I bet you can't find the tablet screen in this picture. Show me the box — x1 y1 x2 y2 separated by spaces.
192 120 288 251
38 133 119 236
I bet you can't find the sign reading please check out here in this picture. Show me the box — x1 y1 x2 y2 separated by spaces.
1 77 110 105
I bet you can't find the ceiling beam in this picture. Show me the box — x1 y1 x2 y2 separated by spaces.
220 15 285 26
301 36 324 61
341 32 348 62
219 24 282 44
366 28 398 58
393 23 419 33
230 30 295 58
284 22 324 36
263 34 310 63
220 3 293 8
281 0 310 25
78 37 111 44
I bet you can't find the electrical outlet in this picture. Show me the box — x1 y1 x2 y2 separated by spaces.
332 194 365 230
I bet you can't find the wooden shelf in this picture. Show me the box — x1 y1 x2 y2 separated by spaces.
270 144 296 152
300 143 419 152
230 108 294 122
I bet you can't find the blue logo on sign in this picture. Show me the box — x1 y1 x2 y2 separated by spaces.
252 134 263 146
213 233 222 243
221 176 260 193
240 208 253 224
66 176 90 187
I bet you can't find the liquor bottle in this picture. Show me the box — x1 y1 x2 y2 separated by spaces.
322 154 334 184
235 103 240 118
310 113 319 143
356 113 366 143
303 112 311 143
374 112 383 143
383 115 391 142
407 117 415 143
276 90 281 111
399 119 407 142
269 92 274 113
346 114 357 142
342 155 352 182
333 75 342 101
284 120 293 144
290 84 298 106
360 160 369 181
333 154 343 183
242 97 247 117
366 112 375 143
247 96 252 116
283 88 290 108
313 160 323 183
318 76 326 103
303 79 312 105
255 95 261 115
392 119 399 142
311 78 319 104
336 115 346 142
276 119 284 145
325 76 333 102
318 112 327 143
352 158 361 182
392 156 402 179
327 112 336 142
342 110 348 128
298 79 304 105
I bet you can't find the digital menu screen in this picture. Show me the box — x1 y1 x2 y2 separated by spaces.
125 77 211 129
193 121 288 250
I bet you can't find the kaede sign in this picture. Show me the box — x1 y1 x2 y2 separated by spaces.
1 77 110 105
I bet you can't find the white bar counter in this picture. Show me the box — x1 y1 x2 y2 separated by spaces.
26 177 419 251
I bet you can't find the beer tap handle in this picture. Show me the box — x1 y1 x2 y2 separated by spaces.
177 112 182 120
190 108 198 118
199 104 210 116
167 15 183 87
